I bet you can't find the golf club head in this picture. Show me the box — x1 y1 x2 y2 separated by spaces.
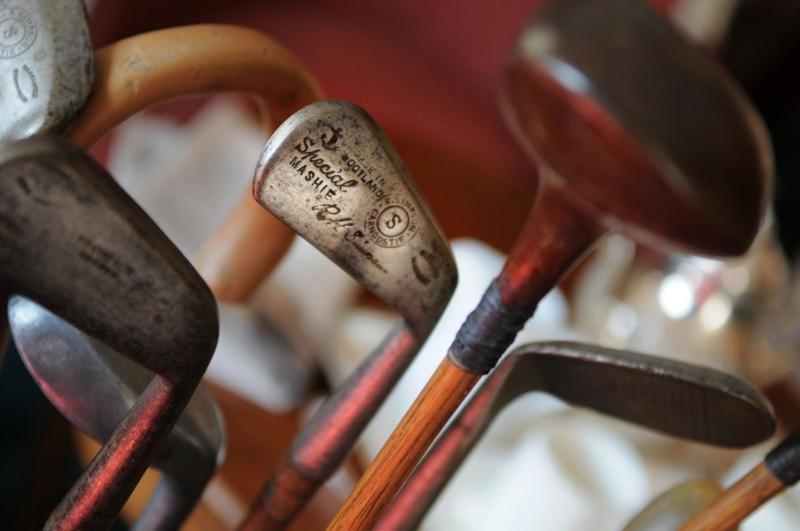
254 100 456 334
623 480 723 531
9 296 226 478
0 0 94 139
506 342 775 447
504 0 771 256
0 137 218 379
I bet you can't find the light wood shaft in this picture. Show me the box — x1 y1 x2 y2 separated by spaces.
681 462 785 531
327 358 479 530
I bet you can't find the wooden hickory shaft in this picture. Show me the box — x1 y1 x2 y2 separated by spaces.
328 185 601 529
67 24 323 302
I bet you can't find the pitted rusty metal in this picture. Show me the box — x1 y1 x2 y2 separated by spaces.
0 0 94 140
254 100 456 334
0 136 218 379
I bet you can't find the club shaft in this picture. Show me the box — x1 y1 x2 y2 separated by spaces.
239 325 419 530
44 376 193 530
681 462 785 531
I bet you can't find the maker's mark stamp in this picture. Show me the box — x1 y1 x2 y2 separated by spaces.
0 5 37 59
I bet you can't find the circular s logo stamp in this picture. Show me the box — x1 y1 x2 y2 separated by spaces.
365 195 419 248
0 5 37 59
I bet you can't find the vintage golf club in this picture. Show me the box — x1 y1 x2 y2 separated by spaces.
0 0 95 364
681 429 800 530
375 341 775 530
238 99 457 530
0 136 219 530
66 24 323 303
330 0 772 527
623 480 724 531
0 0 94 140
9 297 226 531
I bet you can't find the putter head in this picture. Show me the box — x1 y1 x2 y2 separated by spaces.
504 0 771 256
0 0 94 139
506 341 775 447
9 296 225 475
0 137 218 378
254 100 456 334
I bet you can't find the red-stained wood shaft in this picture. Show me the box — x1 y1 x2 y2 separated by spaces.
44 375 196 530
239 326 418 530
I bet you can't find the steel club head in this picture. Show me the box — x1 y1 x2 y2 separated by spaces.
378 341 775 530
0 0 94 140
254 99 456 334
9 296 225 531
504 0 772 256
0 136 218 528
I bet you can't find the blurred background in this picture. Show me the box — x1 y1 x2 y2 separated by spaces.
3 0 800 529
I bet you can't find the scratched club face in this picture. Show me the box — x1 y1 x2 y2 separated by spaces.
255 100 456 333
0 0 94 140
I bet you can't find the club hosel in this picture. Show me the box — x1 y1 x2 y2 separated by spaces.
243 458 317 530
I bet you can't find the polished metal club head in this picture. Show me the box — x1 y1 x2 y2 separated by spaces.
254 100 456 334
0 137 218 378
9 296 225 478
504 0 771 256
0 0 94 139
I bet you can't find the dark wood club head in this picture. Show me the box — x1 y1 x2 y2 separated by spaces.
511 342 776 447
0 136 218 378
503 0 772 257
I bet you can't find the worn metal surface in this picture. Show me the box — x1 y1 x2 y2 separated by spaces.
504 0 771 256
0 137 218 530
254 99 456 333
377 341 776 531
0 0 94 140
9 296 225 531
241 100 457 529
0 137 217 378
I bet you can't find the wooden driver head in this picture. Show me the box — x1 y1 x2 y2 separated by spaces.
254 100 457 334
0 137 218 379
503 0 772 256
9 296 225 479
0 0 94 140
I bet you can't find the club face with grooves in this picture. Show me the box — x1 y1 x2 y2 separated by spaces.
0 137 218 379
9 296 225 476
378 342 775 530
254 99 456 334
0 0 94 140
504 0 771 256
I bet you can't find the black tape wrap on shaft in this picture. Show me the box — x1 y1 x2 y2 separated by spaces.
448 279 535 374
766 431 800 486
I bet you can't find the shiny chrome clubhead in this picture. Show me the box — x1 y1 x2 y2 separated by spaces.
0 136 217 379
0 0 94 139
9 296 224 528
254 100 456 333
504 0 772 256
